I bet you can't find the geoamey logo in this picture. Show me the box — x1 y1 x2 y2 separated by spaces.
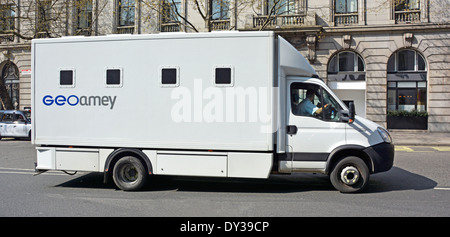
43 95 117 110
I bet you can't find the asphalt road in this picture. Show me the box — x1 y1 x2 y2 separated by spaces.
0 139 449 217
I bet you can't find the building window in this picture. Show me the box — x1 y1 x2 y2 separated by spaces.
0 4 15 32
387 49 427 112
161 0 181 23
329 51 364 72
393 0 421 23
335 0 358 13
37 0 52 38
211 0 230 20
116 0 135 34
119 0 135 26
334 0 359 25
266 0 299 15
328 51 365 81
160 0 181 32
394 0 420 11
387 81 426 111
76 0 93 35
388 49 426 72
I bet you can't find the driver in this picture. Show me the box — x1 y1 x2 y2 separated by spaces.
296 89 328 116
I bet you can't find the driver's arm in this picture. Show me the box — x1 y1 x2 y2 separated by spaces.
314 104 329 115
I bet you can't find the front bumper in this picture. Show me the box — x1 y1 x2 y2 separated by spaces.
363 142 395 174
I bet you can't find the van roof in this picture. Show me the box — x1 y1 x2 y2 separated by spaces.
32 31 275 44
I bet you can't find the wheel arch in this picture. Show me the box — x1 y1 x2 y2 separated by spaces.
325 145 373 175
103 148 153 184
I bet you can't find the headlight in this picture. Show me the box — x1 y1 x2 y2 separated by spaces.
377 127 392 144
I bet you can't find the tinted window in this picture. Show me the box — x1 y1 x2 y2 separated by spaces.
215 68 231 84
2 113 13 122
397 50 415 71
418 54 426 71
106 69 121 85
291 83 342 121
161 68 177 84
338 52 355 72
60 70 73 85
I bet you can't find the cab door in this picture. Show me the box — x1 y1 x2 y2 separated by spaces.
12 113 29 137
0 113 14 136
285 80 346 172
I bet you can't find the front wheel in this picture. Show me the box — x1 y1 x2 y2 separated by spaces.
112 156 148 191
330 156 369 193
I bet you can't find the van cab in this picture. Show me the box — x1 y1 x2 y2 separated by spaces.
0 110 32 140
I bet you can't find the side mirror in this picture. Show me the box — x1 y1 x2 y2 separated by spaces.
348 102 355 123
340 102 356 124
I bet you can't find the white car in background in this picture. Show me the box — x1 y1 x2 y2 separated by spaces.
0 110 32 140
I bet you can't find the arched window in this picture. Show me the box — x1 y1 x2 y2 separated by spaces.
328 51 365 80
387 49 427 112
327 51 366 117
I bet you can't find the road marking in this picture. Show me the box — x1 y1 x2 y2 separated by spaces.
434 187 450 191
395 146 415 152
432 147 450 152
395 146 450 152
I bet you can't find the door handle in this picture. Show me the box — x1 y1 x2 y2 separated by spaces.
287 125 298 135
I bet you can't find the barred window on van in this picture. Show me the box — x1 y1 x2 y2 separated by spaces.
106 67 123 87
160 66 179 87
59 68 75 87
214 65 234 87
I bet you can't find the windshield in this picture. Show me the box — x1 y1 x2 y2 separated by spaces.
322 89 343 121
22 111 31 120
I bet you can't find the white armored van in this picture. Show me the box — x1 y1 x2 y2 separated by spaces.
32 31 394 193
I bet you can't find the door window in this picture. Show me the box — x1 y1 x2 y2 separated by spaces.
1 113 13 122
322 88 343 121
14 114 25 123
291 83 342 121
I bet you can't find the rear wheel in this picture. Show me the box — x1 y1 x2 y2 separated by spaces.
330 156 369 193
112 156 148 191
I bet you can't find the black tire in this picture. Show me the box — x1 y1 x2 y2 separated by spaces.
330 156 370 193
112 156 148 191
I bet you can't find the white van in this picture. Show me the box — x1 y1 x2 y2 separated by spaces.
32 31 394 193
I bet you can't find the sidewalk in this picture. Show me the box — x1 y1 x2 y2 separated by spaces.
389 130 450 146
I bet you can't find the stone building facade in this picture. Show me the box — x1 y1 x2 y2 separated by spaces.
1 0 449 131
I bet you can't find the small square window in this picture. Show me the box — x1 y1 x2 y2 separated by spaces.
215 68 231 84
60 70 73 85
160 66 179 87
213 66 234 87
162 68 177 84
106 68 122 87
107 69 121 84
59 68 75 87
